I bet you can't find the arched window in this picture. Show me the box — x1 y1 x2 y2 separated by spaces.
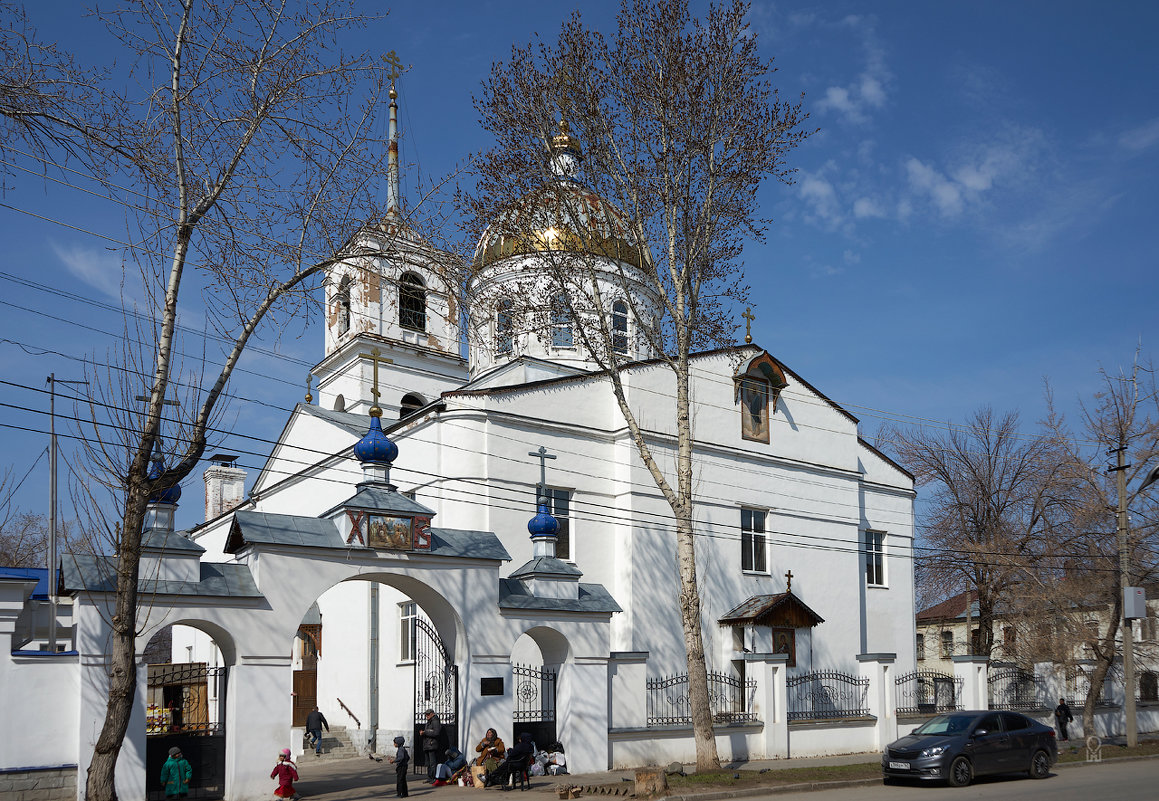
611 299 629 355
399 273 426 332
551 294 573 348
495 299 514 355
399 393 425 419
336 276 352 335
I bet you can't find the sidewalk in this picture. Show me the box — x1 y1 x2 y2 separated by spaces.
291 752 883 801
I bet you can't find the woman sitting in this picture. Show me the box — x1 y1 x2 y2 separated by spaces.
474 729 505 768
433 748 468 785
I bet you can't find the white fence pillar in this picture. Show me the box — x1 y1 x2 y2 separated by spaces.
226 654 293 801
951 655 990 710
558 656 609 774
1035 662 1064 707
857 653 897 750
607 651 647 730
746 653 788 759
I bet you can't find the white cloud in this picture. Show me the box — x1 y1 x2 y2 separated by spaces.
852 197 886 219
51 242 125 300
906 158 963 217
814 16 890 124
842 249 861 265
809 263 845 278
798 173 843 227
1118 118 1159 153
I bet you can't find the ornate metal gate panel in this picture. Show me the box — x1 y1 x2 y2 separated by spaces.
146 663 227 800
413 618 458 774
512 663 557 747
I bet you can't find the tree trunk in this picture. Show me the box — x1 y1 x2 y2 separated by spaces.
85 482 150 801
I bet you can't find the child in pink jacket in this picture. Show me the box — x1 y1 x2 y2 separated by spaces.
271 749 299 799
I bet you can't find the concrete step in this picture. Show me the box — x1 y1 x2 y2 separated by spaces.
305 725 365 760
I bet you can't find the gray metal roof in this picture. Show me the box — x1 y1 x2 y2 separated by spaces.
429 528 511 561
61 554 262 598
226 511 345 553
142 528 205 554
498 578 621 614
324 485 436 518
297 402 374 436
508 556 583 580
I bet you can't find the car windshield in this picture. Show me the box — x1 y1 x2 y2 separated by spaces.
913 714 975 736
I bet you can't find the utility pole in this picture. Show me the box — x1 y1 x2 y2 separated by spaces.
1110 445 1137 748
46 373 88 653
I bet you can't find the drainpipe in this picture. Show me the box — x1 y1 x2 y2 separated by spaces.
370 584 380 752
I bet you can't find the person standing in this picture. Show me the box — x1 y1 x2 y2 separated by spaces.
389 735 410 798
1054 697 1074 741
270 749 299 799
305 706 329 756
419 709 444 782
160 746 192 799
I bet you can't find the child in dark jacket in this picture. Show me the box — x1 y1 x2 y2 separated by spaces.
389 736 410 798
270 749 299 799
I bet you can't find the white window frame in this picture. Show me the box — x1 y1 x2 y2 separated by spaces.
864 529 886 587
940 630 954 659
399 601 417 664
741 507 767 573
916 632 926 661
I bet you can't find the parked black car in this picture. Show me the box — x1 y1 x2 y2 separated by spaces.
882 710 1057 787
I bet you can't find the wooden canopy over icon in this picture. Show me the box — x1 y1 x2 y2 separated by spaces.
718 591 825 629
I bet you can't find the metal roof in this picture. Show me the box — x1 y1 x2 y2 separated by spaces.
718 592 825 628
498 578 621 614
60 554 262 598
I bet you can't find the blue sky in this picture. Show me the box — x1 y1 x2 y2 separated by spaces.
1 1 1157 533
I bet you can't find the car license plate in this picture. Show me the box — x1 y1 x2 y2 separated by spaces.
888 761 909 770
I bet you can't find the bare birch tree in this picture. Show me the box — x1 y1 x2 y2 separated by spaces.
0 2 418 797
461 0 812 768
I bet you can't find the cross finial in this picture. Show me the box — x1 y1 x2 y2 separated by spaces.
384 50 402 88
359 347 395 417
785 569 793 592
305 373 313 404
742 307 755 344
528 445 557 498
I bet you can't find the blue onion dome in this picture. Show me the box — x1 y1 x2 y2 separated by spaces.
528 497 560 538
147 454 182 504
354 416 398 465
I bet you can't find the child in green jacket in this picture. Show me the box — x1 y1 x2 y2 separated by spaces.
160 747 192 798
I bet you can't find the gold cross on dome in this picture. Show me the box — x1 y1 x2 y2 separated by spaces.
384 50 402 86
742 307 755 344
784 569 793 592
359 347 394 417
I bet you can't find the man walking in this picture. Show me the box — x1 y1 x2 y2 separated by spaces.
1054 697 1074 741
306 706 329 756
419 708 444 782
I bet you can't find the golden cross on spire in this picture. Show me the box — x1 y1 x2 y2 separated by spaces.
384 50 402 87
784 569 793 592
359 347 394 417
305 373 313 404
742 307 755 344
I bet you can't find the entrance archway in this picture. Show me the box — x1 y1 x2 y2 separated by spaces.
510 627 569 749
147 622 233 800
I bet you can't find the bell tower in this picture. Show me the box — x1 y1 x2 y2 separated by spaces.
312 68 467 419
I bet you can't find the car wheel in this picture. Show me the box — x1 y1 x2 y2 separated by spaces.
947 756 973 787
1028 749 1050 779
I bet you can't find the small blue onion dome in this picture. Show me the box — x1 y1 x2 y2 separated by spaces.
147 454 182 505
528 498 559 538
354 416 398 464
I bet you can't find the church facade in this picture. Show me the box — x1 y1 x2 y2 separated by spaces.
0 87 916 801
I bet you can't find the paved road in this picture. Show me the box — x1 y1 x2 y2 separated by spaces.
761 759 1157 801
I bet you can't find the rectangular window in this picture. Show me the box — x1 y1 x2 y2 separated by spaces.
864 530 885 586
544 486 572 560
551 297 573 348
399 602 417 663
916 632 926 661
941 630 954 659
741 508 767 572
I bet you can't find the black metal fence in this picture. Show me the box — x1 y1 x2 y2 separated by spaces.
988 667 1043 710
512 663 557 747
146 663 226 800
895 669 961 715
786 670 871 721
646 671 756 727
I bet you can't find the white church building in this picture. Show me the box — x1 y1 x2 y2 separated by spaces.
0 87 919 801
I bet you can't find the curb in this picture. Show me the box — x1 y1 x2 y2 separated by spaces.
664 777 882 801
1056 752 1159 769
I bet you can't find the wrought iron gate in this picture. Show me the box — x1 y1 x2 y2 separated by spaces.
146 663 227 800
413 618 458 775
513 663 557 747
